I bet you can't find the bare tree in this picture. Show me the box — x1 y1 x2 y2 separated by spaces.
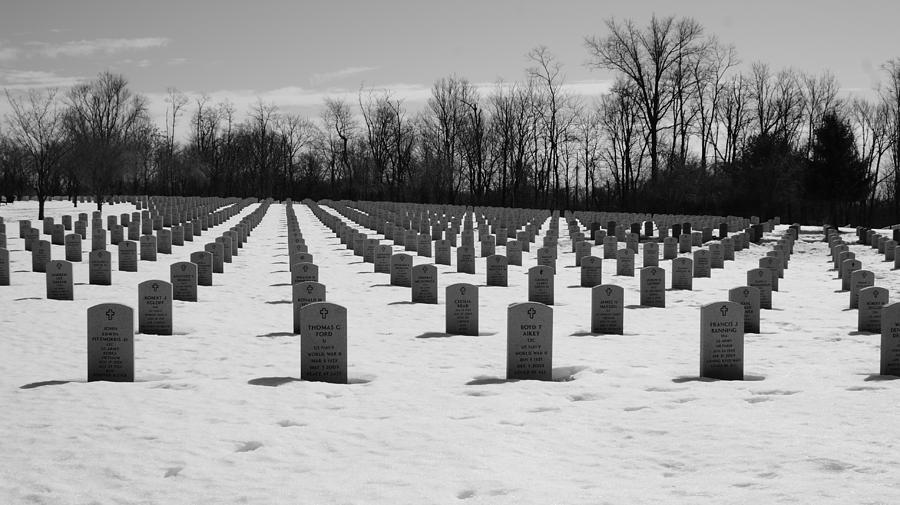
321 97 356 197
423 76 472 203
801 71 841 157
599 79 646 208
586 15 705 183
66 72 148 209
715 73 752 164
691 39 738 169
527 46 570 208
4 87 68 219
275 112 314 198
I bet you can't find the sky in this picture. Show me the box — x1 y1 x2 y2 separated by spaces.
1 0 898 138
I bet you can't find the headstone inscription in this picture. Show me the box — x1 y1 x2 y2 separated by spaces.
591 284 624 334
138 280 173 335
87 303 134 382
699 301 744 380
293 281 326 334
299 302 348 384
446 283 479 336
506 302 553 381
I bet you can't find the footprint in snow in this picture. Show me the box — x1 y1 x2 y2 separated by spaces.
164 466 183 478
457 490 476 500
236 441 263 452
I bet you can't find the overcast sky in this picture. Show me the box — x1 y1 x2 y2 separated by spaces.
2 0 898 134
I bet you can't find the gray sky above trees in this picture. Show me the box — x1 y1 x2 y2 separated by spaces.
1 0 897 137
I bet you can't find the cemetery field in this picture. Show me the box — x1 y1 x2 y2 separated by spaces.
2 199 900 504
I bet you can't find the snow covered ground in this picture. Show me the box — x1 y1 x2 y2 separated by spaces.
1 199 899 504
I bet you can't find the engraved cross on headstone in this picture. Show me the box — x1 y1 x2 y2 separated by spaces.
106 309 115 320
320 307 329 319
527 307 536 319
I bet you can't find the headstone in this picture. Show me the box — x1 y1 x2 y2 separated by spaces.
390 253 412 287
728 286 761 334
589 284 622 335
45 260 73 300
65 234 82 262
170 262 198 302
709 243 724 269
527 266 555 305
139 235 157 261
679 233 692 254
51 224 65 245
537 247 556 270
205 242 224 274
87 303 134 382
456 246 476 274
374 244 393 273
580 255 602 288
603 236 617 259
663 237 677 260
89 250 111 285
639 266 665 308
293 281 326 334
849 270 874 309
699 301 744 380
841 259 862 291
291 262 319 284
671 257 693 290
616 248 635 277
118 241 138 272
446 283 479 336
32 239 51 272
859 286 889 333
412 264 438 304
299 302 348 384
880 302 900 376
92 227 106 251
643 241 659 268
172 225 184 246
506 302 553 381
190 251 213 286
693 249 711 278
157 229 172 254
435 239 452 265
137 280 173 335
506 240 522 266
747 268 773 310
0 248 8 286
486 254 508 287
758 257 779 291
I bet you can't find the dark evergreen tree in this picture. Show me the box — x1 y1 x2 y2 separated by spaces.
805 111 870 225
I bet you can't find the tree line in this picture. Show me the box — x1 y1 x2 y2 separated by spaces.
2 15 899 226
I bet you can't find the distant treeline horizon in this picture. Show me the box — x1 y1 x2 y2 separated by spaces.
2 15 899 227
